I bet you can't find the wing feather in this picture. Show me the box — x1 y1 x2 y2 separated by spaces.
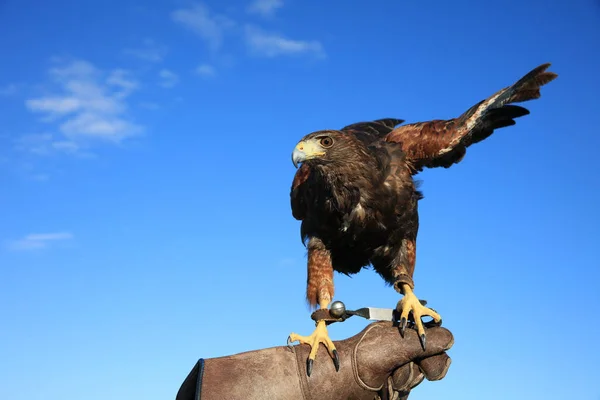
291 163 311 220
341 118 405 145
385 63 558 173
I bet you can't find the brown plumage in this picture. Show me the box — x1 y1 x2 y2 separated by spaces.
287 63 557 370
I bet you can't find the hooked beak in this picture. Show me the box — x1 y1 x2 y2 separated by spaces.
291 140 325 168
292 147 306 168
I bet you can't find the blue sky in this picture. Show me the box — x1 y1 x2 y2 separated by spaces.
1 0 599 399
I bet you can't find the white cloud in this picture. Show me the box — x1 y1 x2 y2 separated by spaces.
15 133 87 157
60 113 138 137
171 3 324 62
51 140 80 153
8 232 73 251
158 69 179 88
247 0 284 17
0 83 18 96
107 69 138 97
195 63 216 77
15 133 57 155
139 102 160 110
124 39 168 62
24 59 142 148
171 3 235 50
26 97 81 115
14 133 53 155
244 25 325 58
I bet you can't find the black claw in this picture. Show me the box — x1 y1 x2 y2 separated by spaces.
420 334 427 351
307 358 313 377
287 336 293 350
400 317 407 336
332 349 340 372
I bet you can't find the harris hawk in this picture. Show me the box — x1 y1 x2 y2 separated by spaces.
287 63 557 376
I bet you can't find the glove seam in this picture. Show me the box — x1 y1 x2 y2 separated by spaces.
391 363 415 393
292 345 310 400
352 323 385 392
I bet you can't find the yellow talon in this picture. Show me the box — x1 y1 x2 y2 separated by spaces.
288 320 339 376
397 285 442 349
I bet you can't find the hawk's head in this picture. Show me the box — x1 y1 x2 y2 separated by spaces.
292 130 359 168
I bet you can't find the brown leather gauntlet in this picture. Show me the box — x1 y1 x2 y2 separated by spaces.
176 322 453 400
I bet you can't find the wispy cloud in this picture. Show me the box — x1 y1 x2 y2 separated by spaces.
14 133 83 156
195 63 216 77
158 69 179 88
244 25 325 58
171 3 325 62
139 101 160 110
0 83 18 96
23 59 142 153
107 69 139 96
124 39 168 63
7 232 73 251
247 0 284 17
171 3 235 51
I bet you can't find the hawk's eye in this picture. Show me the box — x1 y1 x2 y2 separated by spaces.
319 137 334 148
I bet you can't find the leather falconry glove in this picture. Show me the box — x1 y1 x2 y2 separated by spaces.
176 322 454 400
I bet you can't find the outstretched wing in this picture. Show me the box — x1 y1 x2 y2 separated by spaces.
385 63 558 173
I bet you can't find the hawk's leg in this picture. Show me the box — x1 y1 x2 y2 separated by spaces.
393 238 442 350
288 237 339 377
